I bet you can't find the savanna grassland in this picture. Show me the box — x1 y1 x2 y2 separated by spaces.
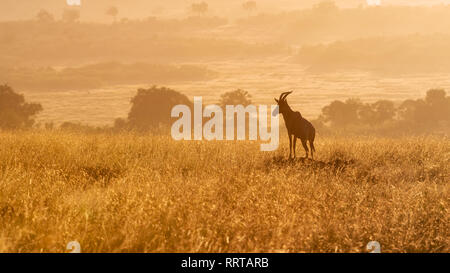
1 0 450 254
0 131 448 252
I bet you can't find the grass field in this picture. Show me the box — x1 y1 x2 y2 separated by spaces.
0 131 448 252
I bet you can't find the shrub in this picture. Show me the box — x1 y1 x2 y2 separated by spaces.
219 89 252 108
0 85 42 129
126 86 193 131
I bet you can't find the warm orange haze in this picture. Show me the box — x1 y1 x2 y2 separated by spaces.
0 0 448 253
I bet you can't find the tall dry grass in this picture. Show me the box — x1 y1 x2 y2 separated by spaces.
0 131 448 252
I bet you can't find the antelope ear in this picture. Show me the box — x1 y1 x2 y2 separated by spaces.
274 98 279 103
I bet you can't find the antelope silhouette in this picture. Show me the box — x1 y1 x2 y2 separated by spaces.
273 91 316 159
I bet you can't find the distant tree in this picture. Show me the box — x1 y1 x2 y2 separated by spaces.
114 118 128 131
371 100 396 122
0 85 43 129
191 2 208 16
425 89 447 107
219 89 252 108
359 100 395 126
313 1 339 14
319 97 397 128
62 9 80 23
36 10 55 23
320 98 361 127
242 1 257 15
398 99 419 123
426 89 450 121
399 89 450 126
106 6 119 23
317 89 450 134
126 86 193 130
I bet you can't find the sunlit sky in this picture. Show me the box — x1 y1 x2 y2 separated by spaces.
1 0 450 21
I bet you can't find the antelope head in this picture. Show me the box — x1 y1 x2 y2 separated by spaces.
273 91 293 116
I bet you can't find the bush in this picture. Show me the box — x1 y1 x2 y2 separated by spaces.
125 86 193 131
219 89 252 108
0 85 42 129
315 89 450 135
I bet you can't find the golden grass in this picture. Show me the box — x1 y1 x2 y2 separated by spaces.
0 131 448 253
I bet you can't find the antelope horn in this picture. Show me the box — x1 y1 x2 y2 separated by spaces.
278 92 289 101
280 91 293 101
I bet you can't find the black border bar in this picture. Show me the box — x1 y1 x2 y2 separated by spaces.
1 253 446 272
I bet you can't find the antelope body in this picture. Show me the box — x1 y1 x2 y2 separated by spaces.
274 91 316 159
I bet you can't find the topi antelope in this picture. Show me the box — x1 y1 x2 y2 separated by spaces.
273 91 316 159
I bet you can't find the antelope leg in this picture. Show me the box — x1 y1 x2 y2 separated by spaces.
288 134 292 159
293 137 297 158
301 139 309 159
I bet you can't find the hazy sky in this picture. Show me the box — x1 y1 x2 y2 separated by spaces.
1 0 449 21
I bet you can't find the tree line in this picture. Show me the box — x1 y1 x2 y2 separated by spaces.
314 89 450 135
0 84 449 135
